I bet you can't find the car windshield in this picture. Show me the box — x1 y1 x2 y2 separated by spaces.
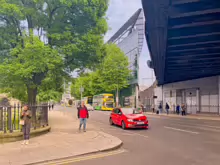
121 108 141 115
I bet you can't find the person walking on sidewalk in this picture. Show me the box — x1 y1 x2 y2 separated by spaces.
77 101 89 132
20 105 32 145
165 103 170 115
181 103 186 116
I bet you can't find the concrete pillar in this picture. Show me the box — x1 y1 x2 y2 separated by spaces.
196 88 200 113
218 76 220 115
135 84 139 108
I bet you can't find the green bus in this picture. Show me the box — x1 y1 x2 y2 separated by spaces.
92 93 114 111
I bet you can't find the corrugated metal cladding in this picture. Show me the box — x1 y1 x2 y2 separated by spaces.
142 0 220 85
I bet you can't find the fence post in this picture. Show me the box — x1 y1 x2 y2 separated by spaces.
46 104 48 126
17 103 22 131
3 107 7 133
31 105 37 130
7 106 13 133
0 107 3 131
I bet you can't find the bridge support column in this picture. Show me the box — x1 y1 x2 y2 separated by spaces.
218 76 220 115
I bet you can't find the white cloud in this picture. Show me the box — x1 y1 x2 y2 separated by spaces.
105 0 142 42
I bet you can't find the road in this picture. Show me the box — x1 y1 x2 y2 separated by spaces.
62 109 220 165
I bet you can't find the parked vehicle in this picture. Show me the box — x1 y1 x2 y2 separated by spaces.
109 108 148 129
93 93 114 111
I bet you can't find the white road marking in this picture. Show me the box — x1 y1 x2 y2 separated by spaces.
164 126 199 134
173 123 220 133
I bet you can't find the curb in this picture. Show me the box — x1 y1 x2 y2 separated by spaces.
27 141 123 165
145 112 220 121
0 126 51 143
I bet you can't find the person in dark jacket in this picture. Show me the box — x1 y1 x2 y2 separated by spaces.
176 104 180 115
165 103 170 115
77 101 89 132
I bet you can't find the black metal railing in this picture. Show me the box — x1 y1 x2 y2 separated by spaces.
0 104 52 133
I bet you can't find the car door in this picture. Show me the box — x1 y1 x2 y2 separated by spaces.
117 109 123 126
114 108 122 125
111 108 118 124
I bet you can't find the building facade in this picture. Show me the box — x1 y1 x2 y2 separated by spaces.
108 9 144 108
154 76 220 114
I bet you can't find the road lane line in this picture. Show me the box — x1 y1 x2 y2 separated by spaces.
173 123 220 133
164 126 199 134
41 149 125 165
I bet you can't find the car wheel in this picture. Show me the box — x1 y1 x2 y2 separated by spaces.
109 118 114 125
121 121 126 130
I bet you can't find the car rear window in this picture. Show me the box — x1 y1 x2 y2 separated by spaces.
121 108 141 115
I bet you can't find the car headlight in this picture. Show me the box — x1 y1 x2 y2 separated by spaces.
127 119 133 122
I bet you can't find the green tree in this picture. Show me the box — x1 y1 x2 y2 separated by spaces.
71 44 131 104
99 44 131 105
0 35 64 105
0 0 109 104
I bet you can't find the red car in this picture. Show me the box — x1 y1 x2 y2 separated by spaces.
109 108 148 129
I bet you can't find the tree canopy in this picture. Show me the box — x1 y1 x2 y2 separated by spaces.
71 44 131 99
0 0 109 104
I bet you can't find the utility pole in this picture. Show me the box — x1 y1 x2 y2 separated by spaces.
80 82 83 102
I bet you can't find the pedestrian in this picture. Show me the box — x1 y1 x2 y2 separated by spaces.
20 105 32 145
165 103 170 115
176 104 180 115
140 104 144 113
52 104 54 110
181 103 186 116
157 103 162 114
152 104 155 113
77 101 89 132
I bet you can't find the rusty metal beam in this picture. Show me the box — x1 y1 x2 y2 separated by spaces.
167 52 220 59
170 8 220 18
168 32 220 40
168 40 220 48
168 46 220 53
170 20 220 29
171 0 199 5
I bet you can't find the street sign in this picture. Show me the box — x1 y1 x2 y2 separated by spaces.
80 87 84 92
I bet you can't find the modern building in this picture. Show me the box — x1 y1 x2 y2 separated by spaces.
142 0 220 114
107 8 145 108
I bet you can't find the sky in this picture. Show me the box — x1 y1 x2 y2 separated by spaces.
105 0 155 87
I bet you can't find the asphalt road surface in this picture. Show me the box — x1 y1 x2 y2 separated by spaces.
62 108 220 165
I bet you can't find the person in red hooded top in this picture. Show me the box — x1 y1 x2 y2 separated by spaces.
77 101 89 132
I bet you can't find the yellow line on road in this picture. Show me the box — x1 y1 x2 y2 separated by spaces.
41 149 125 165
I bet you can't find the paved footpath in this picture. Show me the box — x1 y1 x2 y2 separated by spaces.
0 108 122 165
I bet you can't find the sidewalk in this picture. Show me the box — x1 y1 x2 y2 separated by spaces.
145 112 220 121
0 110 122 165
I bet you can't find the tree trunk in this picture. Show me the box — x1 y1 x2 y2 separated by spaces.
27 87 38 105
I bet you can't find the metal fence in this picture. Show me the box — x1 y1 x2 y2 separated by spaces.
0 104 52 133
